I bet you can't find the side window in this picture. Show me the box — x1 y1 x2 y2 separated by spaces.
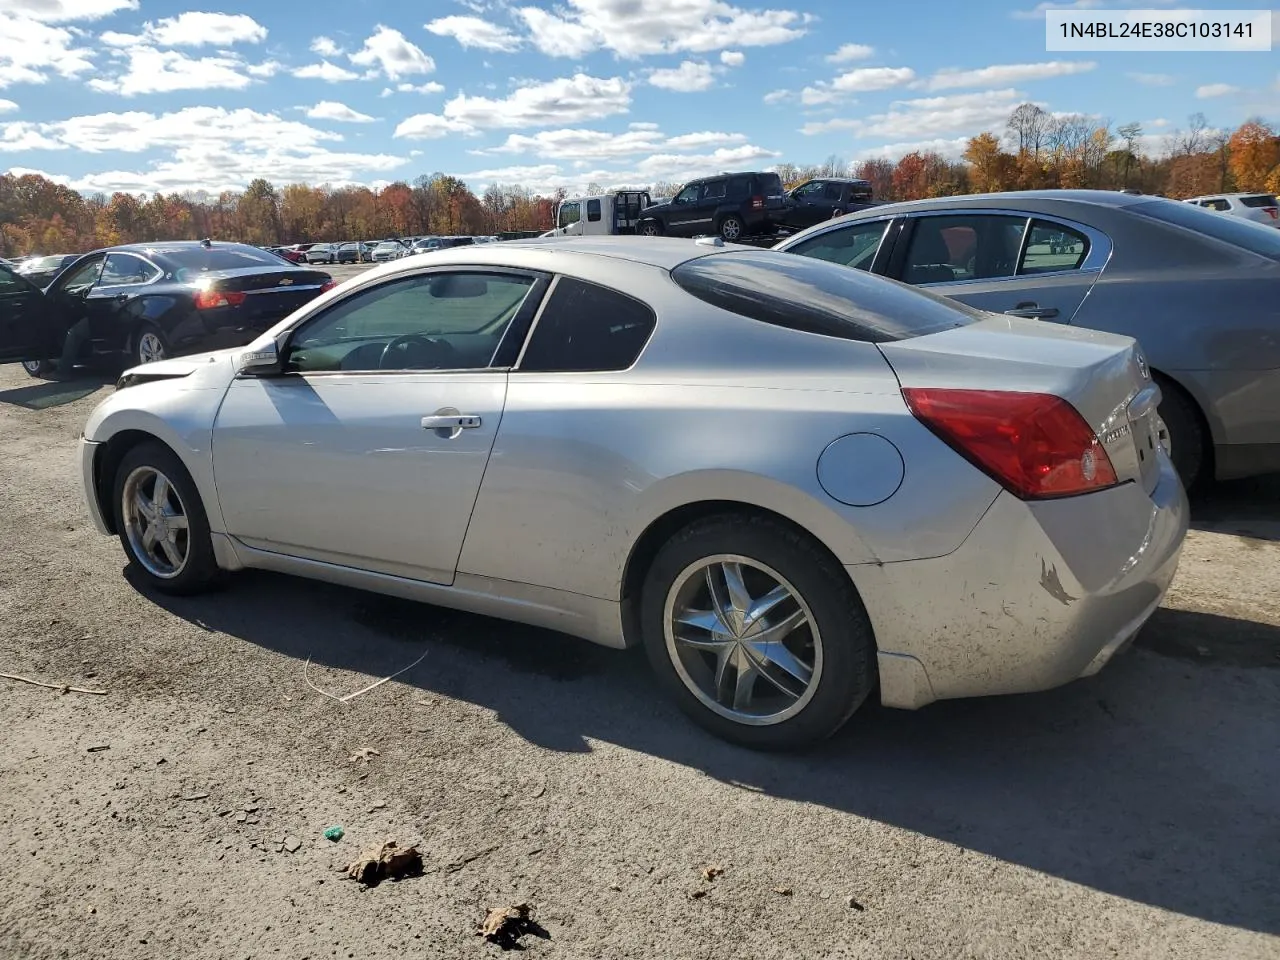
558 201 581 228
727 176 750 198
0 263 25 292
823 182 843 201
1205 199 1230 211
1019 220 1090 275
901 214 1026 284
794 181 823 199
58 258 104 294
702 179 728 200
101 253 160 286
785 219 890 271
517 277 656 373
586 198 602 222
287 271 537 374
674 184 700 204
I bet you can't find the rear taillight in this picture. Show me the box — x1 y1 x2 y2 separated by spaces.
1264 207 1278 220
319 279 336 293
902 388 1118 499
751 194 764 209
192 289 246 309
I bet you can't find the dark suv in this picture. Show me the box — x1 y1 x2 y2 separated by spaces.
637 171 788 241
781 177 879 230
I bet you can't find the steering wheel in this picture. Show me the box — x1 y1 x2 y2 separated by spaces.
378 334 457 370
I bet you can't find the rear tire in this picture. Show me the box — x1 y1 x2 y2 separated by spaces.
132 325 169 366
638 220 662 237
640 513 877 750
1155 375 1208 491
718 215 744 242
111 441 220 596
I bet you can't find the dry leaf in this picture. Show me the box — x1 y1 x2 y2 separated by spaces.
344 839 422 886
479 902 549 949
701 865 724 882
348 747 380 763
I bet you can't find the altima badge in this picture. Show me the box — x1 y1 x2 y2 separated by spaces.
278 278 293 285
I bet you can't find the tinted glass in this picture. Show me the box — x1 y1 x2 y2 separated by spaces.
58 258 104 293
157 245 285 275
1130 197 1280 259
0 263 24 292
559 201 581 227
848 182 873 201
101 253 161 285
703 180 727 200
785 219 888 271
758 173 784 195
288 271 536 373
1239 194 1278 208
901 214 1026 284
1019 220 1089 274
823 182 842 201
518 277 656 372
671 250 982 343
675 184 699 203
794 181 823 198
587 198 601 222
727 177 749 198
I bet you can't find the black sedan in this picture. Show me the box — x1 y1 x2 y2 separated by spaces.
0 240 334 378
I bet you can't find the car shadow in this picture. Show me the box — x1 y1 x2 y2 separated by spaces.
137 565 1280 936
1191 473 1280 542
0 369 113 409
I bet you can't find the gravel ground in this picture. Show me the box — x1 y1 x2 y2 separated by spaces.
0 355 1277 960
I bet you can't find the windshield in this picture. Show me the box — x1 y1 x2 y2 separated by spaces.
153 245 286 275
1129 198 1280 260
671 249 983 343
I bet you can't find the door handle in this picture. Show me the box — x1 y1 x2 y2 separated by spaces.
421 414 481 430
1005 301 1059 319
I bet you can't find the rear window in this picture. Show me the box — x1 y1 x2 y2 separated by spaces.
758 173 784 195
1129 198 1280 260
156 245 285 273
1239 194 1279 208
670 249 983 343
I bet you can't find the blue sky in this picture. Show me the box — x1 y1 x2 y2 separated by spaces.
0 0 1276 197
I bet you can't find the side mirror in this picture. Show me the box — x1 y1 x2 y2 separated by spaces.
237 340 281 376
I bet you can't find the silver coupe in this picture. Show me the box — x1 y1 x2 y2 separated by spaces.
77 237 1188 748
773 189 1280 490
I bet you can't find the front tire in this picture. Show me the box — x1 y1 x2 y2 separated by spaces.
638 220 662 237
111 441 220 595
21 358 56 379
640 514 877 750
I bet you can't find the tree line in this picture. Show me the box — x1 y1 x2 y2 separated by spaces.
1 105 1277 258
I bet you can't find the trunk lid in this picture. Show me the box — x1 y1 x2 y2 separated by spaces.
201 267 330 323
878 314 1164 494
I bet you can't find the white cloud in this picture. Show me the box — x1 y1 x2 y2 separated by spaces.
632 143 781 180
0 13 95 88
395 73 632 138
852 136 972 162
802 88 1025 138
397 81 444 94
348 25 435 81
311 36 340 57
826 43 873 63
0 0 135 21
246 60 280 78
763 88 791 105
801 65 914 106
426 15 522 52
649 60 715 92
292 60 359 82
305 100 377 123
129 12 267 47
0 122 65 150
1128 71 1174 87
923 61 1095 91
0 98 15 112
88 46 273 96
1195 83 1240 99
475 126 749 160
515 0 809 59
2 106 407 193
720 50 744 66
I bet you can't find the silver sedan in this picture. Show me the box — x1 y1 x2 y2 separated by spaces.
772 189 1280 490
77 237 1188 748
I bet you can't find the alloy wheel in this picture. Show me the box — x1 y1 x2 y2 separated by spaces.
720 218 742 240
137 331 165 364
121 465 190 579
663 554 822 726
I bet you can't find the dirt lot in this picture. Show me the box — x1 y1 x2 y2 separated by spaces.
0 356 1277 960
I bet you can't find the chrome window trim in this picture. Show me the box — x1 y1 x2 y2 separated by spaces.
98 252 164 289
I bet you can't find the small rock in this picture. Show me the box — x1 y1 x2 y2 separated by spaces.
285 837 302 853
609 883 621 892
235 812 248 823
846 896 864 911
275 840 285 853
368 801 386 812
689 889 707 900
215 808 232 817
156 758 167 765
701 865 724 882
180 792 209 801
773 886 793 896
87 745 109 753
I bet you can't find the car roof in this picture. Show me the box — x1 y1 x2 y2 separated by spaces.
363 236 729 276
842 189 1150 214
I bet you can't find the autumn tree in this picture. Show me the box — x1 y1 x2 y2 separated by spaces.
1228 119 1280 192
962 133 1013 192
